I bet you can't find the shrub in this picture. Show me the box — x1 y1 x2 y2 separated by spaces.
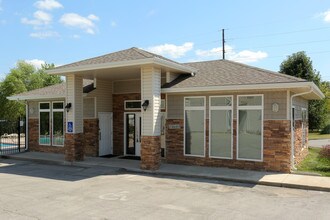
319 145 330 159
321 124 330 134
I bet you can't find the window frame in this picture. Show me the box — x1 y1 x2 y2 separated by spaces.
52 101 64 146
236 94 264 162
39 102 51 146
183 96 206 157
301 107 307 147
124 100 141 110
209 95 233 159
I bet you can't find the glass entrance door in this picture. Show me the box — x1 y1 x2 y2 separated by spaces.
125 113 141 156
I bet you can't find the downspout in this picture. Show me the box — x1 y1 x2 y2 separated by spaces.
290 87 313 170
25 101 29 151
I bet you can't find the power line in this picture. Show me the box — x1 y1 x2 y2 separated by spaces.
228 26 330 41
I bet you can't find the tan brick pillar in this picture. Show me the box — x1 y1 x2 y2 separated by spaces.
64 75 84 161
140 66 161 170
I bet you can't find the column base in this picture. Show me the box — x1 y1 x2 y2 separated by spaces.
140 136 161 170
65 133 85 162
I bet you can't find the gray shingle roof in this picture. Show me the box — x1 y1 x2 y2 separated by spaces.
162 60 306 89
54 47 180 70
10 80 93 99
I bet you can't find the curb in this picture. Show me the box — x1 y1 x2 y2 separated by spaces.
1 154 329 192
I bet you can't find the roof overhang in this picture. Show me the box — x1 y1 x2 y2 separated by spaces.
47 57 197 76
7 95 65 101
162 81 324 100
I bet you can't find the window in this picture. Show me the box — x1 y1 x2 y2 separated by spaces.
39 102 50 145
209 96 233 159
124 100 141 110
237 95 263 161
302 108 307 147
52 102 64 146
184 97 205 156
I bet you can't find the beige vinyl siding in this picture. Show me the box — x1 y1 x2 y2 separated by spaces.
141 66 161 136
167 91 287 120
113 77 166 94
292 96 308 120
83 97 96 118
113 79 141 94
85 79 113 114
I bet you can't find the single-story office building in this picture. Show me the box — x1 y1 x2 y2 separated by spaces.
8 47 324 172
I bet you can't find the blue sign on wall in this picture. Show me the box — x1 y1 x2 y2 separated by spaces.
67 122 73 133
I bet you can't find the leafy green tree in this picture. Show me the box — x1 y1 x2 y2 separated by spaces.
279 51 327 130
0 61 62 121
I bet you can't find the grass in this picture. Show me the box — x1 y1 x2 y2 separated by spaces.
308 132 330 140
297 147 330 177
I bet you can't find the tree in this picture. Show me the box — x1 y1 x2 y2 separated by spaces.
0 61 62 121
279 51 327 130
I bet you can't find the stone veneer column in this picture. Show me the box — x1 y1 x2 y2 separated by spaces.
140 66 161 170
65 74 84 161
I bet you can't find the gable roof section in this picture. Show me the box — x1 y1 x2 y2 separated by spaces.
162 60 306 89
48 47 195 75
7 80 93 101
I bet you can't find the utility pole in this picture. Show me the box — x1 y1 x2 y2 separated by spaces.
222 29 225 60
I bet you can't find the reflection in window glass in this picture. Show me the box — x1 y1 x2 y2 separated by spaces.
185 97 204 107
53 111 64 146
185 110 204 155
210 110 232 158
40 111 50 145
238 110 262 160
211 97 232 106
239 96 262 106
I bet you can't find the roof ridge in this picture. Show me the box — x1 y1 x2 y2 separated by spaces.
223 59 307 82
55 48 136 69
185 59 306 82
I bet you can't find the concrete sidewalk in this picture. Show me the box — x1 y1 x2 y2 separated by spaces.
1 152 330 192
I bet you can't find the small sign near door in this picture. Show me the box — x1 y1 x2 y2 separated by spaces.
67 121 73 133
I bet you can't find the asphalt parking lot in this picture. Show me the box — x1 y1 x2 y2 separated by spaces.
0 159 329 220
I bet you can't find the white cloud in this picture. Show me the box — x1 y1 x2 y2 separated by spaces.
321 9 330 22
30 31 59 39
21 10 52 27
87 14 99 21
195 45 267 63
25 59 46 69
34 0 63 11
59 13 99 34
72 34 80 39
111 21 117 27
146 42 194 58
229 50 268 63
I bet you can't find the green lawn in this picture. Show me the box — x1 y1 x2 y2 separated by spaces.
297 147 330 177
308 132 330 140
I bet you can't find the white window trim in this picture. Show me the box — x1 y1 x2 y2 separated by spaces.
209 95 233 159
161 99 166 110
39 102 51 146
184 96 206 157
124 100 141 111
236 94 264 162
52 101 64 147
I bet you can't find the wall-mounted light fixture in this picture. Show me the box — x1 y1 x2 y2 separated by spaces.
65 103 72 113
141 100 149 111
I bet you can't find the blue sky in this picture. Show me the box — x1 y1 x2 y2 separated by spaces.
0 0 330 81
